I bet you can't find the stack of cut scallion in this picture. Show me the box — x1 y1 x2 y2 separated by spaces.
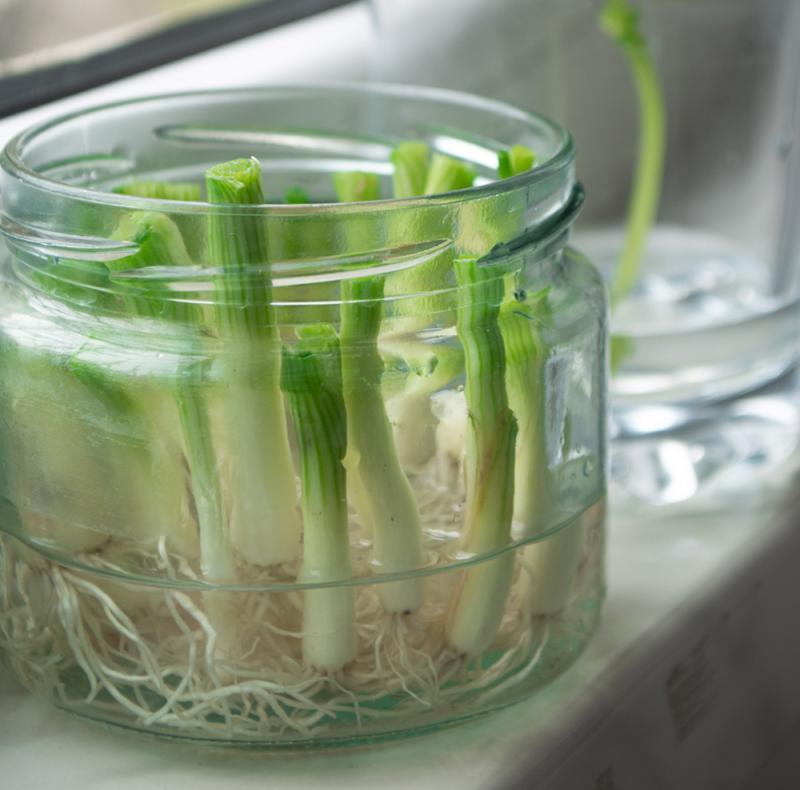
11 140 578 673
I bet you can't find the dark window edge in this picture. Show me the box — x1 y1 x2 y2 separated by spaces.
0 0 356 119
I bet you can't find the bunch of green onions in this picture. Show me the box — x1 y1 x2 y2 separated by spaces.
10 139 579 672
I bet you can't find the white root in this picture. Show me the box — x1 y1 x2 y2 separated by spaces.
0 491 604 740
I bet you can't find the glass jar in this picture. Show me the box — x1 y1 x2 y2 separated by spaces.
0 85 606 746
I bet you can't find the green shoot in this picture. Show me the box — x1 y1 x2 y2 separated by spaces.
424 153 477 195
282 326 356 671
113 181 201 201
340 276 424 613
447 258 517 655
494 145 587 612
108 212 198 323
391 141 430 198
175 372 232 583
456 143 533 256
495 149 552 537
284 186 310 204
383 146 476 464
108 211 232 581
205 157 301 566
600 0 666 308
385 146 476 312
332 171 380 203
499 284 552 538
500 283 583 614
498 145 537 179
333 170 404 530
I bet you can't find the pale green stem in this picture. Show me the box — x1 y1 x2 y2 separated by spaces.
447 258 518 656
340 276 424 614
282 329 356 671
205 157 301 566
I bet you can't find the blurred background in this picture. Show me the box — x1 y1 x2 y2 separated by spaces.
5 0 797 232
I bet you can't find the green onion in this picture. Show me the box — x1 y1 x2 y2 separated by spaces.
386 148 478 301
340 276 424 613
332 171 380 203
391 141 430 198
282 326 356 670
205 157 301 567
494 149 548 532
498 145 536 179
424 154 477 195
382 146 475 465
175 372 232 582
113 181 201 201
108 211 198 322
499 284 553 537
500 284 581 614
447 258 517 655
494 147 584 614
108 211 232 581
0 341 192 557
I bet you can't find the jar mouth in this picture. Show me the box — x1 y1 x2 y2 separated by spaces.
0 83 579 315
0 83 575 214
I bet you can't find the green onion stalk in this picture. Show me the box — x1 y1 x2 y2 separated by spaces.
493 147 584 615
382 143 472 468
387 144 477 309
113 181 202 201
499 285 582 615
331 171 389 535
205 158 301 567
4 206 213 562
281 326 356 671
497 145 536 180
386 142 476 312
340 275 424 614
499 285 553 536
447 258 518 655
457 145 534 257
106 212 233 583
103 210 246 648
600 0 667 313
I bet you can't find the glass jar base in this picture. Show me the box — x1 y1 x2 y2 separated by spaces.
0 505 605 747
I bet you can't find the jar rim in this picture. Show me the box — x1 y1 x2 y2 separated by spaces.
0 83 575 214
